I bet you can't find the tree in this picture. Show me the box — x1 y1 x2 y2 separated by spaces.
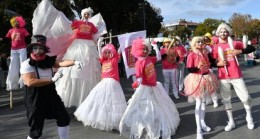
86 0 163 37
229 13 252 38
0 0 163 54
248 19 260 43
194 18 223 36
172 26 191 42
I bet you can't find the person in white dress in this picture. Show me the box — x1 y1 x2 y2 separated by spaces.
55 7 102 108
119 38 180 139
74 40 127 131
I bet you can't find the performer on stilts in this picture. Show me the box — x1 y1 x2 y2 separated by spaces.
31 0 107 108
5 16 29 90
55 7 102 107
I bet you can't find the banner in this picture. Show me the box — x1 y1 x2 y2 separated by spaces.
117 30 146 78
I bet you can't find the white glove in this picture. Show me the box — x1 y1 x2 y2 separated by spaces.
74 61 83 70
151 41 161 61
51 70 63 82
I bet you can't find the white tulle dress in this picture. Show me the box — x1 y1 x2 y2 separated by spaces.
119 82 180 139
74 78 127 131
56 39 101 107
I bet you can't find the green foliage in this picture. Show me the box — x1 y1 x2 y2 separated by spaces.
229 13 252 37
194 18 223 36
172 26 191 41
247 19 260 43
85 0 163 36
0 0 163 42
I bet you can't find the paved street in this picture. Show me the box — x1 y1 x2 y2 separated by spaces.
0 58 259 139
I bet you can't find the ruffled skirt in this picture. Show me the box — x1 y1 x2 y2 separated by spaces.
56 39 101 107
74 78 127 131
183 73 218 103
119 82 180 139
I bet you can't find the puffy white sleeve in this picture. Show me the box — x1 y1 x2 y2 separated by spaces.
89 13 108 42
20 59 34 75
32 0 73 58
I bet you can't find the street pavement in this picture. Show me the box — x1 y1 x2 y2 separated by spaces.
0 57 259 139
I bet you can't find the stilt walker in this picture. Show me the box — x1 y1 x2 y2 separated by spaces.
31 0 107 108
5 16 30 109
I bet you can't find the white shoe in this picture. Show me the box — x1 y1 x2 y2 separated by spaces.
174 94 180 99
213 101 218 108
246 116 254 130
224 121 235 131
202 125 211 132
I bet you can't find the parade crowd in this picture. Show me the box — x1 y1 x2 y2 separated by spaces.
0 0 258 139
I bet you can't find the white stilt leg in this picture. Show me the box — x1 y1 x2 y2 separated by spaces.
10 90 13 110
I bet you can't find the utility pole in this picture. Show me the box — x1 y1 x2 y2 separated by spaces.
143 0 146 30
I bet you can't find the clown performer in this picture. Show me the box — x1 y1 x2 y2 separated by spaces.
74 38 127 131
183 36 218 139
203 32 219 108
174 36 187 93
55 7 102 108
5 16 30 90
20 35 83 139
213 23 256 131
160 38 181 99
119 38 180 139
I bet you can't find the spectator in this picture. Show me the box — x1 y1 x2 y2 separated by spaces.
0 53 8 89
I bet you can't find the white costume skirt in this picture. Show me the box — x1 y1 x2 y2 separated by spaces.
119 82 180 139
74 78 127 131
56 39 101 107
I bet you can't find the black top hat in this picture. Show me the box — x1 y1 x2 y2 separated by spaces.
27 35 49 53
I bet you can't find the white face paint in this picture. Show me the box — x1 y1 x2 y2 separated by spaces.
195 39 205 49
32 46 45 55
219 28 229 40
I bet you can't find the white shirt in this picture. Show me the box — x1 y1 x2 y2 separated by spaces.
20 59 53 79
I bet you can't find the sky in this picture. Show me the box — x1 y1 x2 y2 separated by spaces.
147 0 260 24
